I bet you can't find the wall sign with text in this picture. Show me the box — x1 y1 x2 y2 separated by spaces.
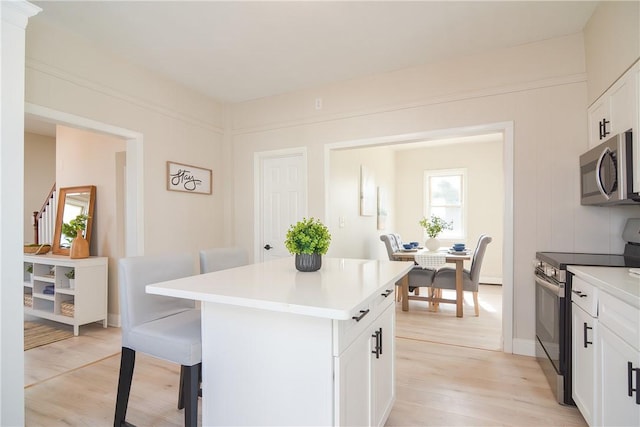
166 161 212 195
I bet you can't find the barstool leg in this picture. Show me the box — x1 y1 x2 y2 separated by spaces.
114 347 136 427
183 363 200 427
178 366 185 410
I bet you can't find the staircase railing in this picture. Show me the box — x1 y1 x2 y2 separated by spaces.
33 183 56 245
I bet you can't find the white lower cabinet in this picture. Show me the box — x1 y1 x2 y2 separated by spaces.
335 296 395 427
599 325 640 426
572 300 598 426
569 269 640 427
598 291 640 426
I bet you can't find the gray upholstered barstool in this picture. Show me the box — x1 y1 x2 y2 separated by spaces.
114 253 201 427
199 247 248 274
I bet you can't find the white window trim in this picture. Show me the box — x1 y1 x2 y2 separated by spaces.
423 168 468 240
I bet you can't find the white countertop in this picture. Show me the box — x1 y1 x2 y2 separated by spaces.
567 265 640 308
146 257 414 320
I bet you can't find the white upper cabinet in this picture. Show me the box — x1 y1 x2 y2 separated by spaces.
588 62 639 149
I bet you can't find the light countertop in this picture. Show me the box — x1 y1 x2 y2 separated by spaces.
567 265 640 308
146 257 414 320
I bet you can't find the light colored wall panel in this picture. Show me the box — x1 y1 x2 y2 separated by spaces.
584 1 640 104
25 19 227 258
23 131 55 243
328 146 395 260
56 125 125 316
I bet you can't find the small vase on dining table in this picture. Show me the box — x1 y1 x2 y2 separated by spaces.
425 238 440 252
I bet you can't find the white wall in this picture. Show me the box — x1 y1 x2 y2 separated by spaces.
25 17 228 258
230 34 638 353
328 146 396 260
56 125 126 318
395 139 504 282
584 1 640 104
23 131 55 243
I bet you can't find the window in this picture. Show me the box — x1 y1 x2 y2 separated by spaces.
424 168 466 239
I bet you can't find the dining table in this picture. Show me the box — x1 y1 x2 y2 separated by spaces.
392 248 471 317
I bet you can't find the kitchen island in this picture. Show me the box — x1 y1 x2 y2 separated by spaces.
147 257 413 426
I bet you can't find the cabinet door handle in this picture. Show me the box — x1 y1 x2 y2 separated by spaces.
599 120 604 139
352 309 369 322
602 118 610 138
378 327 383 355
572 290 588 298
583 322 593 348
371 330 380 359
381 289 394 298
628 362 640 404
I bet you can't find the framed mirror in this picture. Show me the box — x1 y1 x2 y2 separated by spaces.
52 185 96 256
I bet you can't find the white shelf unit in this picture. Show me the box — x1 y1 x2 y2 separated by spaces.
24 254 108 336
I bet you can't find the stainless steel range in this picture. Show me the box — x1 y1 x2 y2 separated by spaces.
535 218 640 405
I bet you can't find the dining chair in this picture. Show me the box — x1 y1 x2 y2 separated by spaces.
379 234 434 301
431 234 493 316
199 246 248 274
115 253 201 427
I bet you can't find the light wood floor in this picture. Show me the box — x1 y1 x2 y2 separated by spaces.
24 285 586 426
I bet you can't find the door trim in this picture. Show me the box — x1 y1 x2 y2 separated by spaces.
253 147 308 263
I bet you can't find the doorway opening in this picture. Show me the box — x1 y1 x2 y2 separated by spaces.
25 103 144 258
324 122 514 353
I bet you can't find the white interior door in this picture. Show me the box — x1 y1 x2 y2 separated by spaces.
256 150 307 262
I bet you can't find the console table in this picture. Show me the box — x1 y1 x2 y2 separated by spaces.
23 254 108 336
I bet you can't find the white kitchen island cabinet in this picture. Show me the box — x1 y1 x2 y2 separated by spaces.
147 257 413 426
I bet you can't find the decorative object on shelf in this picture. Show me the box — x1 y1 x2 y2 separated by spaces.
53 185 96 256
419 215 453 252
23 244 51 255
25 264 33 282
61 301 75 317
167 161 212 195
285 217 331 272
65 269 75 289
63 214 90 259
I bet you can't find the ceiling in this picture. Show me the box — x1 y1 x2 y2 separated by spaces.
30 1 599 104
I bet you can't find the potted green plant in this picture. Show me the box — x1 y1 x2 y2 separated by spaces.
65 269 75 289
419 215 453 251
62 214 90 259
284 217 331 271
26 264 33 282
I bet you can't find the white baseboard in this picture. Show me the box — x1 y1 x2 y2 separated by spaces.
108 313 121 328
480 276 502 285
512 338 536 356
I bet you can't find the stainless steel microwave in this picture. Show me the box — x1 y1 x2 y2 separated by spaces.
580 130 639 205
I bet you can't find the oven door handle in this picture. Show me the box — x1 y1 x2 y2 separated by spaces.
535 274 564 298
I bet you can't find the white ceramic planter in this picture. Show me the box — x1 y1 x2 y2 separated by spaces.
425 238 440 252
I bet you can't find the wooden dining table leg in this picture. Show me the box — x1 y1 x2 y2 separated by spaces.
455 259 464 317
401 274 409 311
